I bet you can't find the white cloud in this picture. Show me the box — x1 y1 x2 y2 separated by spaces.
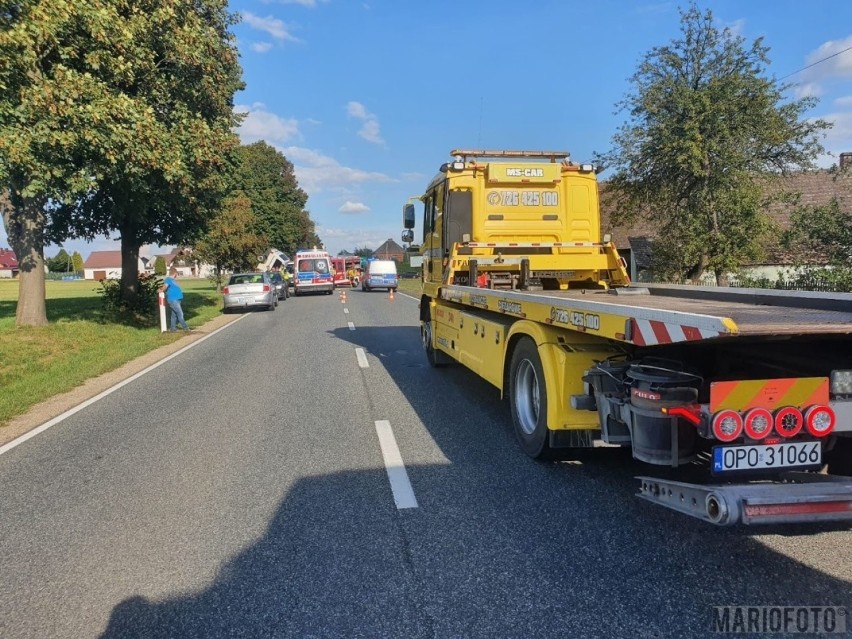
251 41 273 53
357 119 384 145
283 146 394 194
266 0 328 6
723 18 745 37
317 227 397 255
811 110 852 168
346 101 368 119
795 36 852 96
241 12 299 42
835 95 852 108
795 82 823 99
346 100 385 146
338 201 370 214
235 103 301 145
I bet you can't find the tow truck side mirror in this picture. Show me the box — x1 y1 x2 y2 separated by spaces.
403 203 416 229
401 229 414 243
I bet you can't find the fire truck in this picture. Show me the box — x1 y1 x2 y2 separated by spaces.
402 149 852 526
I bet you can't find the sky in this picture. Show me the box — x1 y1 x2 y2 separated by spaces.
3 0 852 260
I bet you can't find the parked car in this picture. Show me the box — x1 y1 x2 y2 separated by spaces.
361 259 398 292
222 272 277 312
270 272 289 300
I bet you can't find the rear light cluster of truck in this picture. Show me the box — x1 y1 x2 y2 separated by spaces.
711 405 836 442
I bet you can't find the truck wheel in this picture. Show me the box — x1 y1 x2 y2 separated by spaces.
421 316 449 368
509 338 551 459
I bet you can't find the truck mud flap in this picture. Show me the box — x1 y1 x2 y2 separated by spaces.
636 473 852 526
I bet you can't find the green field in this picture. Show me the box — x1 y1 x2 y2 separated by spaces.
0 278 223 429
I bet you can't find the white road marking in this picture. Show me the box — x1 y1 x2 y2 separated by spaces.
374 420 418 509
344 308 349 314
355 348 369 368
348 321 355 331
0 315 248 457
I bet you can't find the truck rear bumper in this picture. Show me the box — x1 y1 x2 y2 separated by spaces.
637 473 852 526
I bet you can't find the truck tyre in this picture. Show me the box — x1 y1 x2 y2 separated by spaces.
509 337 551 459
422 315 449 368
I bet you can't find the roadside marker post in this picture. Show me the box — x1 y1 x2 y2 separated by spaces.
158 292 167 332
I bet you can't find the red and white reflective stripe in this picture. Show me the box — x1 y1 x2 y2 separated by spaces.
159 292 165 306
631 318 722 346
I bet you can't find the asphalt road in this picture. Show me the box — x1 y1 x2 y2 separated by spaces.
0 286 850 638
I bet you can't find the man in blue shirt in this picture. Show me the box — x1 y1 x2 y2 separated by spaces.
159 267 189 332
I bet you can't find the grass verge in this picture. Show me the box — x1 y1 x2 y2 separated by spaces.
0 278 222 428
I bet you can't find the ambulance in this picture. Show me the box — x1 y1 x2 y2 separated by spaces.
292 249 334 296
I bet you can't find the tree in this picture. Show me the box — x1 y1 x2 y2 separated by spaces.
1 1 243 325
353 246 373 258
55 0 244 304
71 251 84 273
230 142 319 254
154 256 167 276
46 249 72 273
596 4 830 282
782 168 852 284
194 192 269 288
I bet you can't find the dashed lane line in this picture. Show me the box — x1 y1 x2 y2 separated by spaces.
374 420 418 509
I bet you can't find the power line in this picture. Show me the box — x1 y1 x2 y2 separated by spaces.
779 45 852 81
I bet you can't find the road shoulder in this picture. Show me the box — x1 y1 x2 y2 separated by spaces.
0 314 240 448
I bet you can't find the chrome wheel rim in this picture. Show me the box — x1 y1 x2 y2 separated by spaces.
514 359 539 435
422 322 432 352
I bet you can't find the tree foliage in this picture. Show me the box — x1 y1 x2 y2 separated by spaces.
71 250 84 273
154 255 167 276
0 0 243 325
783 169 852 274
46 249 72 272
193 192 269 288
230 142 320 254
596 4 830 282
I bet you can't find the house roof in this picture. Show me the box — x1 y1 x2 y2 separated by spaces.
83 250 123 269
373 238 404 256
600 166 852 265
0 248 18 269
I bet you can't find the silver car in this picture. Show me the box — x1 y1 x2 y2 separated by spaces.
222 272 278 312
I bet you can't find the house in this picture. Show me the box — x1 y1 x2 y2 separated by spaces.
83 250 124 281
0 248 19 278
600 153 852 282
372 238 405 262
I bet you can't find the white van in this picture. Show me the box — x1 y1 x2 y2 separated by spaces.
293 250 334 295
361 259 398 292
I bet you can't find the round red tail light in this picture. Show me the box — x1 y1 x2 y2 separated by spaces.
804 405 836 437
712 410 743 442
774 407 803 438
743 408 773 440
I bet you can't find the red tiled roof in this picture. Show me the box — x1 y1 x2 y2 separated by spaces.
600 168 852 264
83 250 123 269
0 248 18 269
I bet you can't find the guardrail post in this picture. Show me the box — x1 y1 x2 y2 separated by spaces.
158 291 167 332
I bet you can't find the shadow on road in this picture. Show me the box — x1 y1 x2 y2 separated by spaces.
97 324 852 638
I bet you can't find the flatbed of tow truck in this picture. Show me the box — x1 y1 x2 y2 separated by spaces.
440 283 852 343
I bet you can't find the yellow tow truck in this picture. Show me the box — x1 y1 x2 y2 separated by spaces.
403 149 852 526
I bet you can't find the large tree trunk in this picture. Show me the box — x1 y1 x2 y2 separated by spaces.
686 254 710 284
119 217 141 302
1 185 48 327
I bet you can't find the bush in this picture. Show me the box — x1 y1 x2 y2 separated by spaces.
98 273 163 325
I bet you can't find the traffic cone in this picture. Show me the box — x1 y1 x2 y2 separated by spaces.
389 288 395 301
340 289 347 303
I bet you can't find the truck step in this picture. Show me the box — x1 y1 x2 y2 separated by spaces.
636 474 852 526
